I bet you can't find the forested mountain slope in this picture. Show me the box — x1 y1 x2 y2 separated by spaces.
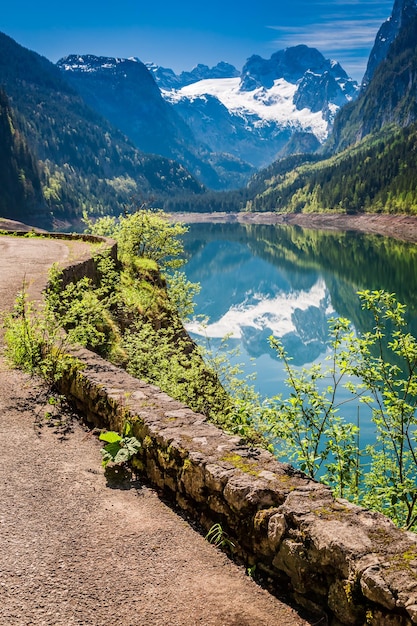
245 124 417 214
327 11 417 153
0 88 45 225
0 32 204 226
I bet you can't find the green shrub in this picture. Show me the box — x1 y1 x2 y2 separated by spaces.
268 290 417 531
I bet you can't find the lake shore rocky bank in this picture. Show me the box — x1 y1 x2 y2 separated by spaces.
172 212 417 244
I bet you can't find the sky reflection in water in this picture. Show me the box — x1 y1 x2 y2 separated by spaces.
182 222 417 444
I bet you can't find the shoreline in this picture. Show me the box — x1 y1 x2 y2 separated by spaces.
3 212 417 246
171 212 417 245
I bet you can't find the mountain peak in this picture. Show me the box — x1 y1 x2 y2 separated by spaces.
57 54 144 74
240 45 351 91
57 53 162 100
362 0 417 88
147 61 239 90
238 45 358 122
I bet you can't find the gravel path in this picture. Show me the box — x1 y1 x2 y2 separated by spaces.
0 236 311 626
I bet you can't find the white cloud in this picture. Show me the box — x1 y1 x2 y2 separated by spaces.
186 279 331 339
266 0 393 81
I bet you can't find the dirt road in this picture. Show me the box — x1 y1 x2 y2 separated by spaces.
0 236 310 625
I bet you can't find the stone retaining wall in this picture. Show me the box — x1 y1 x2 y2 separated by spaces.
58 345 417 626
56 235 118 288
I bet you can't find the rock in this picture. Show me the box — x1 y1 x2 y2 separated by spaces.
361 566 397 610
328 579 366 624
267 513 287 552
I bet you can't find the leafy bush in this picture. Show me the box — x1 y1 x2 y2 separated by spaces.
45 254 122 359
268 290 417 530
122 320 231 421
3 285 78 383
84 208 188 272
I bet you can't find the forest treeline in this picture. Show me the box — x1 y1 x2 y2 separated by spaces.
246 123 417 214
164 124 417 215
0 88 44 222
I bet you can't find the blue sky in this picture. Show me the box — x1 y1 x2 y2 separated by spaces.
1 0 394 82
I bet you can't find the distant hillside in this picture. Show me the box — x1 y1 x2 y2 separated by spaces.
0 32 204 226
0 88 47 226
243 123 417 214
56 55 250 190
327 10 417 153
163 154 321 213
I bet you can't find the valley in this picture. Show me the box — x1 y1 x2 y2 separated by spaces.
0 0 416 230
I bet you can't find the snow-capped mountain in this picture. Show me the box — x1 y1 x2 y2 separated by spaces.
58 46 358 188
153 45 359 169
57 54 253 190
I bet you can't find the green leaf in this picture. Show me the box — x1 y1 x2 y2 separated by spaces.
123 437 142 455
99 431 122 444
123 421 133 437
113 448 131 464
101 441 122 459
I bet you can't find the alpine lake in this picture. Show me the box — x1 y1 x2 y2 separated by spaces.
181 221 417 446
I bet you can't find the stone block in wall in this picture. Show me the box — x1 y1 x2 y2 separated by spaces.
204 463 234 494
267 512 287 552
273 538 318 595
361 566 397 610
365 609 413 625
179 457 207 504
206 493 234 519
328 578 366 624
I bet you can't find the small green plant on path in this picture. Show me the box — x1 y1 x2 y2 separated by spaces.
3 287 45 374
99 422 141 468
205 523 236 551
37 393 75 441
3 282 79 384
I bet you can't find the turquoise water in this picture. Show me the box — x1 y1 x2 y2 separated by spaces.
181 222 417 444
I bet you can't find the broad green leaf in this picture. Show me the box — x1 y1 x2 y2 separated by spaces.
113 448 130 464
99 431 122 444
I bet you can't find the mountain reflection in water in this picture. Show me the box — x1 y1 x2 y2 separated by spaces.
182 222 417 410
